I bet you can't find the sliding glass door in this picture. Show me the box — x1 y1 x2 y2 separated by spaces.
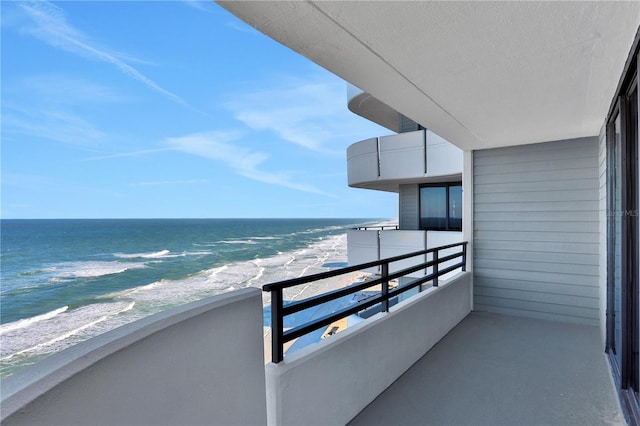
607 57 639 416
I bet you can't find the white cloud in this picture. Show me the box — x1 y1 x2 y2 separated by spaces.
20 75 128 104
130 179 209 187
181 1 212 12
166 131 333 196
224 74 356 155
84 148 174 162
17 1 198 112
2 103 106 146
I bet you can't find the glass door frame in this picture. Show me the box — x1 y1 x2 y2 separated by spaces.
606 35 640 422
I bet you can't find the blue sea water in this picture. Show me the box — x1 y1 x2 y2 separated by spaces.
0 218 379 376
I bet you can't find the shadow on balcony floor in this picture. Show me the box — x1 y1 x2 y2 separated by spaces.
349 311 624 426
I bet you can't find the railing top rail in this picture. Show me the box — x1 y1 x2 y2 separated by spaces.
262 241 467 291
352 225 399 231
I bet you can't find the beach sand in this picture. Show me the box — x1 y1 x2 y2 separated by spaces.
262 270 370 364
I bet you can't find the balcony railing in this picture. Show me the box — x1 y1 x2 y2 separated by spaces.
263 242 468 363
352 225 399 231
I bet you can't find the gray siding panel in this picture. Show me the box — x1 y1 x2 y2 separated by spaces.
399 184 419 230
473 137 600 325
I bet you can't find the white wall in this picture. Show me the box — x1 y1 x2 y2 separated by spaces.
379 131 426 179
427 130 463 177
463 150 475 309
348 229 463 279
265 272 472 426
426 231 464 280
347 228 380 274
1 288 267 426
347 137 379 186
380 230 428 277
346 130 462 190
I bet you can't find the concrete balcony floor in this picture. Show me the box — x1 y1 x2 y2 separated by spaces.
349 311 625 426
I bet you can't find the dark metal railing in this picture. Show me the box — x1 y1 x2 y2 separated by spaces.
352 225 399 231
263 241 468 363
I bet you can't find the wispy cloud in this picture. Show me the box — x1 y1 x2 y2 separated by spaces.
17 1 198 112
226 20 262 36
166 131 333 196
84 148 174 161
2 77 122 147
181 1 212 12
2 103 106 146
20 75 129 105
224 74 361 155
130 179 209 187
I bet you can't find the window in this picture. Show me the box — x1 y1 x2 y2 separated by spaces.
419 183 462 231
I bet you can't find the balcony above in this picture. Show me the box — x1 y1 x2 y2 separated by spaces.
347 84 400 133
347 129 462 192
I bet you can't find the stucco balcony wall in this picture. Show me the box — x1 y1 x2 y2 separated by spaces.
348 229 463 279
347 130 463 192
1 288 267 426
265 272 472 426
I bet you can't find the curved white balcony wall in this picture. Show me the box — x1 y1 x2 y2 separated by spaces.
347 130 463 192
347 230 463 280
347 229 380 274
1 288 267 426
347 138 379 189
427 131 463 177
380 230 428 278
379 131 427 180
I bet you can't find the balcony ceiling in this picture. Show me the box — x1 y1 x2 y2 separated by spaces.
217 1 639 151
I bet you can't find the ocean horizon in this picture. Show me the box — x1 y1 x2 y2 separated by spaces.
0 218 384 377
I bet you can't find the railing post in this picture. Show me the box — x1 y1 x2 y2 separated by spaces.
381 262 389 312
376 137 381 177
433 249 439 287
271 288 284 363
462 242 467 272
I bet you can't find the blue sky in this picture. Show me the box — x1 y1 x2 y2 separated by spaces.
1 1 396 219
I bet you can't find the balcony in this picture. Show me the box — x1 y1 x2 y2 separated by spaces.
1 247 624 426
347 129 462 192
347 228 463 279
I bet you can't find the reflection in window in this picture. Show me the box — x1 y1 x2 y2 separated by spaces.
420 183 462 231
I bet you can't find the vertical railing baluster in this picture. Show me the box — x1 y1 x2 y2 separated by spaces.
381 262 389 312
433 249 439 287
462 242 467 272
271 288 284 363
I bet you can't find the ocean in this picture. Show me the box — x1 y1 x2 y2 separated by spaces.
0 218 380 377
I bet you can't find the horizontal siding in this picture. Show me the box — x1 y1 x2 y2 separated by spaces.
473 137 600 325
399 184 419 230
475 179 600 194
475 276 599 298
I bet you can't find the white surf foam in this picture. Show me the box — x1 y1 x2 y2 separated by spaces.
113 250 178 259
1 302 136 360
52 261 147 280
219 240 258 245
0 306 69 335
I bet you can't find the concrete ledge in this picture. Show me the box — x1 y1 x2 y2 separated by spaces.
265 272 472 426
1 288 266 426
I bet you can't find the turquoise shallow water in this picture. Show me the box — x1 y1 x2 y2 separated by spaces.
0 218 378 376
